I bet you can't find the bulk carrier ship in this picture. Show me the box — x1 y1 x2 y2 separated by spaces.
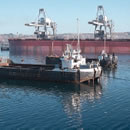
9 6 130 63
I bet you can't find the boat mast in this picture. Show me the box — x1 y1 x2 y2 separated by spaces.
77 18 80 51
104 28 106 52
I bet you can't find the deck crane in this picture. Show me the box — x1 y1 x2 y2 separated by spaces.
25 8 56 39
88 5 113 39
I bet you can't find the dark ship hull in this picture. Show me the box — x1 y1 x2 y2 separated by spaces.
0 63 100 83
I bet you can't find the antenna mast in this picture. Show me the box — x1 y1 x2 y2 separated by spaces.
77 18 80 51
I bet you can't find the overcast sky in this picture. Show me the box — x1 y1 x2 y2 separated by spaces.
0 0 130 34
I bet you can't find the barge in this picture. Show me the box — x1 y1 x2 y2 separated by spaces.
0 63 100 83
0 44 102 83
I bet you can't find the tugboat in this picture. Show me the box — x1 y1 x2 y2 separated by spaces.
45 19 102 83
98 31 118 68
46 43 102 83
98 50 118 68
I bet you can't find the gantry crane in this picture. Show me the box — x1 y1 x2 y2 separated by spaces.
88 5 113 39
25 8 56 39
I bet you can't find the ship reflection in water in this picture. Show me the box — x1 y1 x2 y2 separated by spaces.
0 79 102 129
62 83 102 114
0 79 102 106
57 83 102 129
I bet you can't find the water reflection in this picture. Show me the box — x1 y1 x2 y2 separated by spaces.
100 67 118 87
61 83 102 114
0 79 102 115
58 83 102 128
103 67 117 77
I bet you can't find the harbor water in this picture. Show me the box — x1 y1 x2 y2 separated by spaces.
0 51 130 129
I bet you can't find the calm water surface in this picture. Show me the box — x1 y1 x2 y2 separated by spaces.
0 51 130 129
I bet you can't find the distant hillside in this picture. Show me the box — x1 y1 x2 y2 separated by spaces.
0 33 35 44
0 32 130 44
56 32 130 40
